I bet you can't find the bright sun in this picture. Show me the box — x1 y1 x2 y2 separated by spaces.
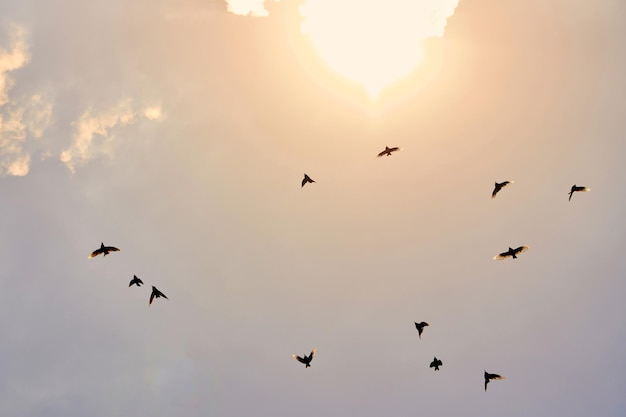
299 0 459 98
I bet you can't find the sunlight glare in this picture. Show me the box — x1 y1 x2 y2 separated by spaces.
299 0 459 98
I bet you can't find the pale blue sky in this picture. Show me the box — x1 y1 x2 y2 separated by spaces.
1 1 625 416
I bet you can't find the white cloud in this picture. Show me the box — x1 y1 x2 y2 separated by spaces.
0 25 28 106
225 0 279 17
0 26 52 177
60 101 161 173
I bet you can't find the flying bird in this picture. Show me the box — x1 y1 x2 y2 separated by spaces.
491 180 513 199
88 242 120 258
430 357 443 371
414 321 429 339
568 184 590 201
484 371 505 391
493 246 529 260
149 286 168 306
292 348 316 368
302 173 315 188
129 275 143 287
377 146 400 157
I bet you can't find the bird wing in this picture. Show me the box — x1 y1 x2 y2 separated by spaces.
293 354 306 364
513 246 529 255
309 348 316 360
388 147 400 153
149 292 155 305
104 246 120 252
377 150 387 157
88 248 102 258
486 372 504 380
493 252 511 260
157 289 168 299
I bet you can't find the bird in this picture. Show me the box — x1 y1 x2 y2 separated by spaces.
149 286 168 306
129 275 143 287
430 357 443 371
377 146 400 157
414 321 429 339
568 184 590 201
491 180 513 199
88 242 120 258
484 371 505 391
292 348 316 368
493 246 529 260
302 173 315 188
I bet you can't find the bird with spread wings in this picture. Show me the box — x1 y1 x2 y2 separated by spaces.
493 246 529 260
377 146 401 157
88 242 120 258
292 348 316 368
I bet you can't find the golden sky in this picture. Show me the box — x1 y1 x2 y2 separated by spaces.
1 1 626 416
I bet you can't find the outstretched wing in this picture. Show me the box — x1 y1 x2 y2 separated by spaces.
493 251 511 260
293 354 306 364
513 246 529 255
491 184 501 198
377 149 387 157
486 372 504 381
104 246 120 253
88 248 102 258
149 292 155 305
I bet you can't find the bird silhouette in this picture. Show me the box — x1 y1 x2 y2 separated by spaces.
302 173 315 188
88 242 120 258
484 371 505 391
414 321 429 339
377 146 400 157
568 184 590 201
292 348 316 368
493 246 529 260
129 275 143 287
492 181 513 199
430 357 443 371
149 286 168 305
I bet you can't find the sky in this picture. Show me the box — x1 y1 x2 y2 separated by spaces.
1 0 626 416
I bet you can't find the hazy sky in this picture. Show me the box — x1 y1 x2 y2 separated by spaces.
1 1 625 416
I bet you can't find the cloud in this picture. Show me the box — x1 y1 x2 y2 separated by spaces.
60 101 162 173
144 105 163 121
225 0 279 17
0 27 52 177
0 25 28 106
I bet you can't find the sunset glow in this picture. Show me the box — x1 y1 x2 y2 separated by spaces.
299 0 460 97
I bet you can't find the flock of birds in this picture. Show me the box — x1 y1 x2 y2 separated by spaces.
88 242 168 305
88 145 591 393
295 145 591 392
